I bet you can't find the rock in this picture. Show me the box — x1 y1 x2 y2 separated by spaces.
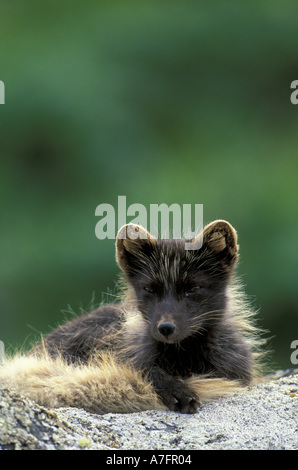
0 371 297 450
0 387 87 450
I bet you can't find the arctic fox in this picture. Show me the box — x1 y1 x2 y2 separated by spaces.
0 221 265 414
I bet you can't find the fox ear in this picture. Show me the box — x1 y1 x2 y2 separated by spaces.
197 220 239 270
116 224 156 274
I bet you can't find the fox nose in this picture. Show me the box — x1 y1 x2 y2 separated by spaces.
158 322 176 338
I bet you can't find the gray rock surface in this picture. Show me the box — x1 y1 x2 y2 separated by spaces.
1 371 297 450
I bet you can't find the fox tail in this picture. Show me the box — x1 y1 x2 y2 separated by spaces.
0 352 244 414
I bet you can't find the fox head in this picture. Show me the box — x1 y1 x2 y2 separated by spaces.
116 221 239 344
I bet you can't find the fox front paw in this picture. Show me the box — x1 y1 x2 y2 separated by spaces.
149 366 201 413
160 382 201 413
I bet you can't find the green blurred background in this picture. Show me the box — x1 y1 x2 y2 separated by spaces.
0 1 297 369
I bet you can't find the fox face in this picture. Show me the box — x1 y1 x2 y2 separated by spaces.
116 220 239 344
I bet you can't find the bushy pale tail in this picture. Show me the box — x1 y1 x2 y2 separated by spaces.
0 352 165 413
0 352 243 414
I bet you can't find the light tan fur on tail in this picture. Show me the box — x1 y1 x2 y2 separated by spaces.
0 352 165 413
0 351 243 413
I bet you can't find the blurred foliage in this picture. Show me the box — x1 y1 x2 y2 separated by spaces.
0 1 298 368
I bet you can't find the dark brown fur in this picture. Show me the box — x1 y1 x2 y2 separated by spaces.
29 220 264 413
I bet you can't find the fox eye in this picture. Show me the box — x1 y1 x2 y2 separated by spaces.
144 286 155 294
185 286 201 296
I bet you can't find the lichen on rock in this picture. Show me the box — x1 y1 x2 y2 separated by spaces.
1 371 297 450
